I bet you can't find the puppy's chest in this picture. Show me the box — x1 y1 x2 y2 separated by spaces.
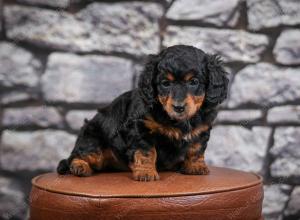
153 135 188 170
144 116 208 142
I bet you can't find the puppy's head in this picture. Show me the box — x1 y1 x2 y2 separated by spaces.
139 45 229 121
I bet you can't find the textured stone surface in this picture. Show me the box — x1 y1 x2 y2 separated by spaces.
229 63 300 107
42 53 133 104
0 91 37 105
0 42 41 88
17 0 70 8
285 187 300 217
263 184 292 219
0 130 76 171
0 0 2 33
163 26 269 62
247 0 300 30
216 110 263 123
1 0 300 218
166 0 240 27
5 3 163 55
270 127 300 179
66 110 96 131
2 106 63 128
267 106 300 124
5 5 92 52
76 2 163 55
0 176 26 220
206 126 271 172
273 29 300 65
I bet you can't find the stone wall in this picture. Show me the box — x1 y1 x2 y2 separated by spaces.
0 0 299 219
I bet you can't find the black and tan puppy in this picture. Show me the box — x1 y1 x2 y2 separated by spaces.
57 45 229 181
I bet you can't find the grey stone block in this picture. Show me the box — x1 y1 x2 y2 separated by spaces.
0 91 37 105
166 0 240 27
2 106 63 128
0 176 26 220
285 186 300 217
0 0 2 34
5 5 91 52
228 63 300 107
263 184 292 220
66 110 96 131
5 3 163 55
206 125 271 173
216 110 263 123
0 42 41 88
270 127 300 179
273 29 300 65
41 53 133 104
163 26 269 62
77 2 163 55
267 105 300 124
0 130 76 171
247 0 300 30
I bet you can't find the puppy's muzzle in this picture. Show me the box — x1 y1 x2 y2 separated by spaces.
172 102 185 113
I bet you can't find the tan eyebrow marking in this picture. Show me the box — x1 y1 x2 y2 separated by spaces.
184 73 194 81
166 73 175 81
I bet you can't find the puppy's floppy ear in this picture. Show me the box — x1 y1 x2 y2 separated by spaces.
138 54 160 109
205 54 229 106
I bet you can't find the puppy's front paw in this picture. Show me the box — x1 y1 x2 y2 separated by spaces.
70 159 93 177
132 169 160 181
181 163 210 175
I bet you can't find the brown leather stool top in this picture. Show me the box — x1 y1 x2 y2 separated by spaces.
30 166 264 220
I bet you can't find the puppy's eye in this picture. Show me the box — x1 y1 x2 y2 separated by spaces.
161 80 171 88
188 78 199 86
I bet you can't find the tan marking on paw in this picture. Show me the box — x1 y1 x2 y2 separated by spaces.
182 144 210 175
70 158 93 177
130 148 160 181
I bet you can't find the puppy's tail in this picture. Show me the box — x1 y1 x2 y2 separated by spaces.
57 159 70 175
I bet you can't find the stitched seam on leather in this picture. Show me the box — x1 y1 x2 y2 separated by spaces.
31 170 263 198
31 183 263 199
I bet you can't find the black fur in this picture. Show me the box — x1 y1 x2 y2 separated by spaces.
57 45 229 175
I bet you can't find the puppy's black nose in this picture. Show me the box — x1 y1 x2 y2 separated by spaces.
172 104 185 113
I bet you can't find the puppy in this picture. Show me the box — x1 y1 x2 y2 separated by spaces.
57 45 229 181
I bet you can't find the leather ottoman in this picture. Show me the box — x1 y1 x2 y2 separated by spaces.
29 166 264 220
